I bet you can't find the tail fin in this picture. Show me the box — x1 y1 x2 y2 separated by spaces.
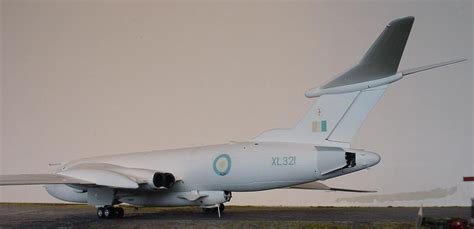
360 16 414 76
253 17 465 147
253 86 387 147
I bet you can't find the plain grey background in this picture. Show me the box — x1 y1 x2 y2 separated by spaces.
1 0 472 206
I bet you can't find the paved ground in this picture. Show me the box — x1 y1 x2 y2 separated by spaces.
0 203 470 228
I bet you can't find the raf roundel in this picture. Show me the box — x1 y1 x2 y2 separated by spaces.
213 154 232 176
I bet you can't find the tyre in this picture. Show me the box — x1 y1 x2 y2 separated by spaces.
97 207 105 219
104 207 115 219
115 207 124 218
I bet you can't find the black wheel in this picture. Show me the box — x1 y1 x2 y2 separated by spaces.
202 204 224 214
104 207 115 219
115 207 124 218
97 207 105 219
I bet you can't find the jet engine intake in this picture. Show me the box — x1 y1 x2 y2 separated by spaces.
224 191 232 201
152 172 175 189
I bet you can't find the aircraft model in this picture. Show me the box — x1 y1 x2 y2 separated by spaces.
0 16 466 219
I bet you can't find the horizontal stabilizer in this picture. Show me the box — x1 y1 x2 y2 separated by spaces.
400 58 467 76
305 16 414 98
0 174 92 186
255 16 466 147
289 181 376 193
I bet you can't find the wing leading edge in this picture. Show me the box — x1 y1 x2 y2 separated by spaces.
0 174 92 186
0 163 178 190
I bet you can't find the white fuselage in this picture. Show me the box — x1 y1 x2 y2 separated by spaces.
45 142 380 207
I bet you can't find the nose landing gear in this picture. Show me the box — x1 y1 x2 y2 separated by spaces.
202 203 225 218
97 206 124 219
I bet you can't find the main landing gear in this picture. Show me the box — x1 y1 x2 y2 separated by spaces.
202 203 225 218
97 206 124 219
